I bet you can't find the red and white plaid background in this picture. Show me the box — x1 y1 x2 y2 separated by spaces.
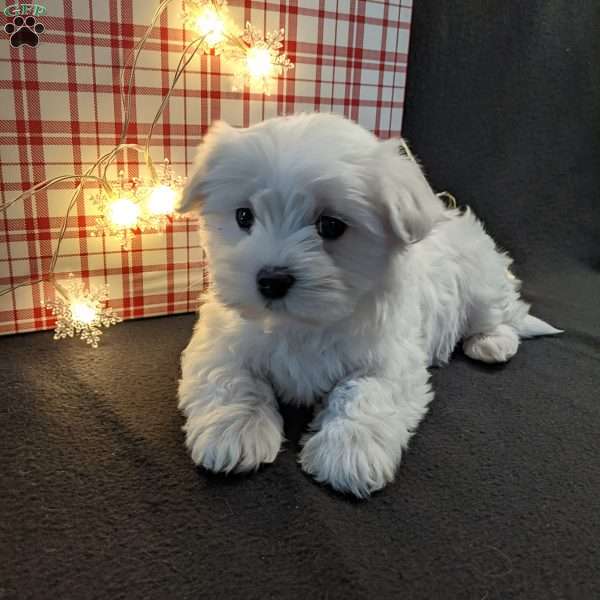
0 0 412 335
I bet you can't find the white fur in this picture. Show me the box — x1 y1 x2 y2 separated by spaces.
177 113 560 497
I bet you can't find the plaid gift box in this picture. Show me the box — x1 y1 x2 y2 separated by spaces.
0 0 412 335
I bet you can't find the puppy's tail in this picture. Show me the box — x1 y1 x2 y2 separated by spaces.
516 314 563 338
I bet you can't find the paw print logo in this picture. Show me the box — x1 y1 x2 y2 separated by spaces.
4 16 45 48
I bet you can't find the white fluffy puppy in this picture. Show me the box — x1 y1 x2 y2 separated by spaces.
177 113 560 497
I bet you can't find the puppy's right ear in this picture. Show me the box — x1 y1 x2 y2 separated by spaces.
176 121 239 214
377 139 447 245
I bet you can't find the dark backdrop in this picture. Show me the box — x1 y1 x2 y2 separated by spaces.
402 0 600 337
2 2 600 599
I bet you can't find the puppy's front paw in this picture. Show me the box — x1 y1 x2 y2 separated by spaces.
184 404 283 473
299 418 398 498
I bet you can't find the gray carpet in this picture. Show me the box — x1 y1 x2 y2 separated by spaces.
2 1 599 598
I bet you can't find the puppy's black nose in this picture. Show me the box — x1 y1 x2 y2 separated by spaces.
257 267 295 300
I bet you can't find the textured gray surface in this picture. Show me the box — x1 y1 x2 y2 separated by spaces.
2 0 600 598
2 304 598 599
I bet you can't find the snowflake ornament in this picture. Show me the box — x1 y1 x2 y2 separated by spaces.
93 163 184 247
44 275 121 348
183 0 237 54
229 23 294 94
93 171 148 248
140 159 185 231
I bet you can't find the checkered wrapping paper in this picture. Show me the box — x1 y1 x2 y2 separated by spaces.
0 0 412 335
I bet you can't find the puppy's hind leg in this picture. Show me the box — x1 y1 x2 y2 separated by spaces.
463 323 520 364
462 304 561 364
456 215 528 364
461 276 527 364
453 210 561 365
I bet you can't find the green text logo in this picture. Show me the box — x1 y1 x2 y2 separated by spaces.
4 3 47 17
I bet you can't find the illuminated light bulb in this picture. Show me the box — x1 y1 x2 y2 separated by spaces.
108 197 140 229
230 25 294 94
147 185 177 215
246 46 273 79
44 275 121 348
71 300 98 325
195 5 226 46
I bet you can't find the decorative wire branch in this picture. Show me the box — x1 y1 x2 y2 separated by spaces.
0 174 112 214
1 146 139 297
119 0 176 148
144 35 206 159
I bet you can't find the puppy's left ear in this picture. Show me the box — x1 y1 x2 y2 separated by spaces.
377 138 447 244
176 121 240 214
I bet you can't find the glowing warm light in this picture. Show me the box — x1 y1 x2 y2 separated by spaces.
230 25 293 94
108 197 140 228
195 6 226 46
94 162 184 246
71 300 98 325
246 46 273 79
147 185 177 215
44 275 121 348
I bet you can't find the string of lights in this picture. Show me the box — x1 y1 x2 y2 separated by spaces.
0 0 294 345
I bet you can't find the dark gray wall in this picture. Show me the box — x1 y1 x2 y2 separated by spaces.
402 1 600 336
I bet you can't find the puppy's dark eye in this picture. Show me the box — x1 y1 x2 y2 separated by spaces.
236 207 254 231
316 215 347 240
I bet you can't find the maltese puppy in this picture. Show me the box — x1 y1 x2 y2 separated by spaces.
177 113 560 497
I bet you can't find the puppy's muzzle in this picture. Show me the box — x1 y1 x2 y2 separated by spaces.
257 267 296 300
